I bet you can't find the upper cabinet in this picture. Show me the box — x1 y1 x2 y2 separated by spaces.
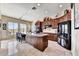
43 10 71 29
35 21 43 33
53 19 59 28
59 10 71 22
43 17 59 29
43 17 52 25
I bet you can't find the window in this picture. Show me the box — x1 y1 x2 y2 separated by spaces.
20 24 26 33
13 23 18 34
7 22 18 36
27 23 31 32
7 22 31 38
8 22 14 35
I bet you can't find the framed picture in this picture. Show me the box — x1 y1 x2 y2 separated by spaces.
74 4 79 29
3 23 7 30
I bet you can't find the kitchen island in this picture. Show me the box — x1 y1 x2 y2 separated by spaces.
25 33 48 51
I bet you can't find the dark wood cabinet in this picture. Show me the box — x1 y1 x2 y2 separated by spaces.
44 33 58 41
43 10 71 29
43 17 53 29
59 10 71 22
47 33 54 40
35 21 43 33
53 34 58 41
53 19 59 28
26 34 48 51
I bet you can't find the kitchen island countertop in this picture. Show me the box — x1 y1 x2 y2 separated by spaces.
26 33 48 37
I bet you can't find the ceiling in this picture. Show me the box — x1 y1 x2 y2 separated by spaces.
0 3 71 22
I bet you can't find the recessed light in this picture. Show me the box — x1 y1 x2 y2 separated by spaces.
37 3 40 7
59 4 63 8
32 6 36 10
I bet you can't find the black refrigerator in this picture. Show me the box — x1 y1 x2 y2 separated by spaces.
58 21 71 50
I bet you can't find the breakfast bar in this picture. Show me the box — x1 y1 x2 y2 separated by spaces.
25 33 48 51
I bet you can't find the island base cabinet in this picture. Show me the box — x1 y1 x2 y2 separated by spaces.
26 35 48 51
35 36 48 51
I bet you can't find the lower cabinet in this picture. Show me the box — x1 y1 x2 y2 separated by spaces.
26 35 48 51
46 33 58 41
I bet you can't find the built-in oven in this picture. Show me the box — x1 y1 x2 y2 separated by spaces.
57 21 71 50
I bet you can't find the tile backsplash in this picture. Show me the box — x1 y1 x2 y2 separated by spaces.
43 28 57 33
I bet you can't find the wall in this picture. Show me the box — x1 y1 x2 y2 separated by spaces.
0 15 32 40
0 7 1 48
31 21 37 33
0 4 1 19
0 10 1 19
71 4 79 56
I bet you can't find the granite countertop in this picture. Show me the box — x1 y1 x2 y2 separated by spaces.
31 33 48 37
43 28 58 35
26 33 48 37
43 32 58 35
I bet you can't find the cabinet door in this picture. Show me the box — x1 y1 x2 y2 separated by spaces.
48 34 54 41
43 36 48 48
52 19 54 27
54 20 59 28
36 38 44 51
53 35 58 41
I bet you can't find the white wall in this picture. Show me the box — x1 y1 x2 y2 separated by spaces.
0 8 2 40
31 21 37 33
0 6 1 19
0 10 1 19
72 4 79 56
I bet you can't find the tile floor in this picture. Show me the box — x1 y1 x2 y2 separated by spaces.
0 39 72 56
